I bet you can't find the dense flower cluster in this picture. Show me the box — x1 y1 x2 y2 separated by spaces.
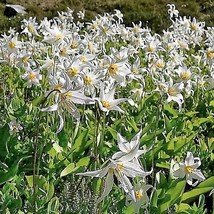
1 4 211 212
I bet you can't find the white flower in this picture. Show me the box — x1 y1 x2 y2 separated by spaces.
22 67 42 88
167 4 179 18
77 159 151 204
126 181 153 213
166 78 184 111
8 120 23 135
41 72 94 133
96 85 127 114
171 152 205 186
112 130 150 165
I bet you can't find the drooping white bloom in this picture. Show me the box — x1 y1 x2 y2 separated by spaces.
41 72 94 133
77 159 151 204
171 152 205 186
96 85 127 114
126 181 153 213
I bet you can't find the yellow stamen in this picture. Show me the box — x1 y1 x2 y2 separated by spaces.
28 72 36 81
60 47 67 56
56 33 62 40
70 42 77 49
135 191 143 200
55 85 63 91
180 71 191 81
168 87 178 96
28 24 34 33
108 168 114 173
9 41 16 49
102 101 111 109
83 75 92 86
22 56 28 64
61 91 72 100
68 67 78 77
185 165 193 174
117 163 124 171
207 50 214 59
108 64 118 76
147 46 154 52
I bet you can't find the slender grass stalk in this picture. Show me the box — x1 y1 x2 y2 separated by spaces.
151 95 162 185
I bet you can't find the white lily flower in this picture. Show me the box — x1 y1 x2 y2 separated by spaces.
41 72 94 133
77 159 151 204
96 85 127 114
171 152 205 186
126 181 153 213
166 78 184 111
112 130 150 165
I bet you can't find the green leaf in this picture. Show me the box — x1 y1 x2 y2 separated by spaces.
26 175 34 188
164 103 178 117
107 126 117 140
76 156 90 167
60 163 75 177
47 197 59 214
197 176 214 188
124 204 134 214
46 180 55 202
181 187 213 202
0 161 19 185
160 180 186 212
164 114 172 132
209 100 214 107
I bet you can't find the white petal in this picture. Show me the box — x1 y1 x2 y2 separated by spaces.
41 103 58 112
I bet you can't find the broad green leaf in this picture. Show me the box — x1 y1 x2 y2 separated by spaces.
164 114 172 132
164 103 178 117
47 197 60 214
160 180 186 212
26 175 33 188
175 203 191 212
124 204 134 214
60 163 75 177
181 187 213 202
209 100 214 107
197 176 214 188
76 156 90 167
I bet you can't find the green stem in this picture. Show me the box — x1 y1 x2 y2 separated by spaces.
151 95 162 185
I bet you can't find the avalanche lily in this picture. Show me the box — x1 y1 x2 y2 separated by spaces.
171 151 205 186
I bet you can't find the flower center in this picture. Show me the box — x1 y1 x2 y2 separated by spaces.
207 50 214 59
117 163 124 171
108 64 118 76
70 42 77 49
180 71 191 81
9 41 16 49
147 46 154 52
61 91 72 100
55 85 63 91
83 75 92 86
156 62 164 69
22 56 29 63
135 191 143 200
68 67 78 77
56 33 62 40
28 24 34 33
108 168 114 173
102 101 111 109
185 166 193 174
60 47 67 56
28 72 36 81
168 87 179 96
